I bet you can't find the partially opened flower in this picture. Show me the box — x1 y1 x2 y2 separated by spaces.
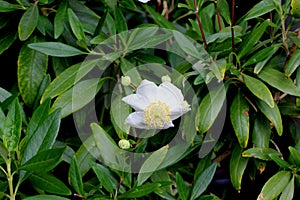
138 0 151 3
122 79 190 130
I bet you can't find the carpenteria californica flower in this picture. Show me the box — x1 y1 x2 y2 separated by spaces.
122 79 191 130
138 0 150 3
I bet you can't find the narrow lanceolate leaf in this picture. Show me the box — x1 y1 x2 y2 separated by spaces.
0 32 17 55
18 3 39 41
196 82 228 134
68 8 86 42
230 145 249 191
137 145 168 186
252 115 271 148
190 162 218 200
257 171 291 200
54 0 68 39
242 0 276 21
28 42 85 57
18 36 48 106
114 6 128 33
0 0 23 12
176 172 188 200
291 0 300 18
258 67 300 97
230 91 250 148
23 195 70 200
285 49 300 77
118 183 162 199
237 20 272 60
279 176 294 200
256 100 283 136
3 98 22 152
243 73 274 108
20 148 65 172
242 147 281 161
69 156 85 196
288 146 300 166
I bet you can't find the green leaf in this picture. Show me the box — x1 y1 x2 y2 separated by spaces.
0 32 17 55
0 87 11 103
30 173 72 195
0 0 22 12
51 78 108 118
288 146 300 166
68 8 86 42
18 36 48 106
252 115 271 148
54 0 68 39
196 82 228 134
3 98 22 152
28 42 85 57
230 145 249 191
32 74 51 110
237 20 272 60
285 49 300 77
257 171 291 200
114 6 127 33
256 99 283 136
137 145 168 186
242 0 276 21
20 148 65 172
242 147 281 160
92 163 120 194
243 74 274 108
69 156 85 196
145 5 176 30
258 67 300 97
0 142 8 161
291 0 300 18
190 162 218 200
279 176 294 200
21 108 61 164
176 172 188 200
18 3 39 41
268 154 291 169
230 91 250 148
118 182 162 199
23 195 70 200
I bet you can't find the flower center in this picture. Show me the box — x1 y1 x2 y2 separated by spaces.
144 101 171 129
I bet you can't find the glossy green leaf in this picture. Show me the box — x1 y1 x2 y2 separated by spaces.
0 87 11 102
21 108 61 164
176 172 188 200
0 31 17 55
243 44 280 67
118 183 162 199
253 53 275 74
279 176 294 200
137 145 168 186
230 91 250 148
0 142 8 161
285 49 300 77
256 100 283 136
237 20 272 60
18 3 39 41
243 74 274 108
69 156 85 196
68 8 86 42
230 145 249 191
18 36 48 106
0 0 22 12
190 162 218 200
30 173 72 195
28 42 85 57
252 115 271 148
54 0 68 39
92 163 120 194
3 98 21 152
23 195 70 200
145 5 176 30
257 171 291 200
217 0 231 24
32 74 51 110
268 154 291 169
196 82 227 134
114 6 127 33
242 147 281 160
20 148 65 172
258 67 300 97
51 78 107 118
242 0 276 21
288 146 300 166
291 0 300 18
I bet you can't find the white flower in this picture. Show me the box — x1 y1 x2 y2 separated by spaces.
138 0 150 3
122 79 190 130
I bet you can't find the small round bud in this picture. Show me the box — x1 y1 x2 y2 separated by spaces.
121 76 131 86
161 75 171 83
118 139 131 149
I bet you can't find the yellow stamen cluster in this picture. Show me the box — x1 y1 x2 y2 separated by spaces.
144 101 171 129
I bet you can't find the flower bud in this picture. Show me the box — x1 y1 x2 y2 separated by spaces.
118 139 131 149
161 75 171 83
121 76 131 86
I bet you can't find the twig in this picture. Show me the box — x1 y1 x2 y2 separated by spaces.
231 0 236 52
194 0 208 50
214 0 222 30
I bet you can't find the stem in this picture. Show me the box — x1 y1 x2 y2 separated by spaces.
194 0 208 50
214 0 222 30
231 0 236 52
6 157 15 200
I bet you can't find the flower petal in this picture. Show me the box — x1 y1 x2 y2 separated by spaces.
136 80 159 102
124 112 150 129
122 94 149 111
170 106 191 120
158 82 184 109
